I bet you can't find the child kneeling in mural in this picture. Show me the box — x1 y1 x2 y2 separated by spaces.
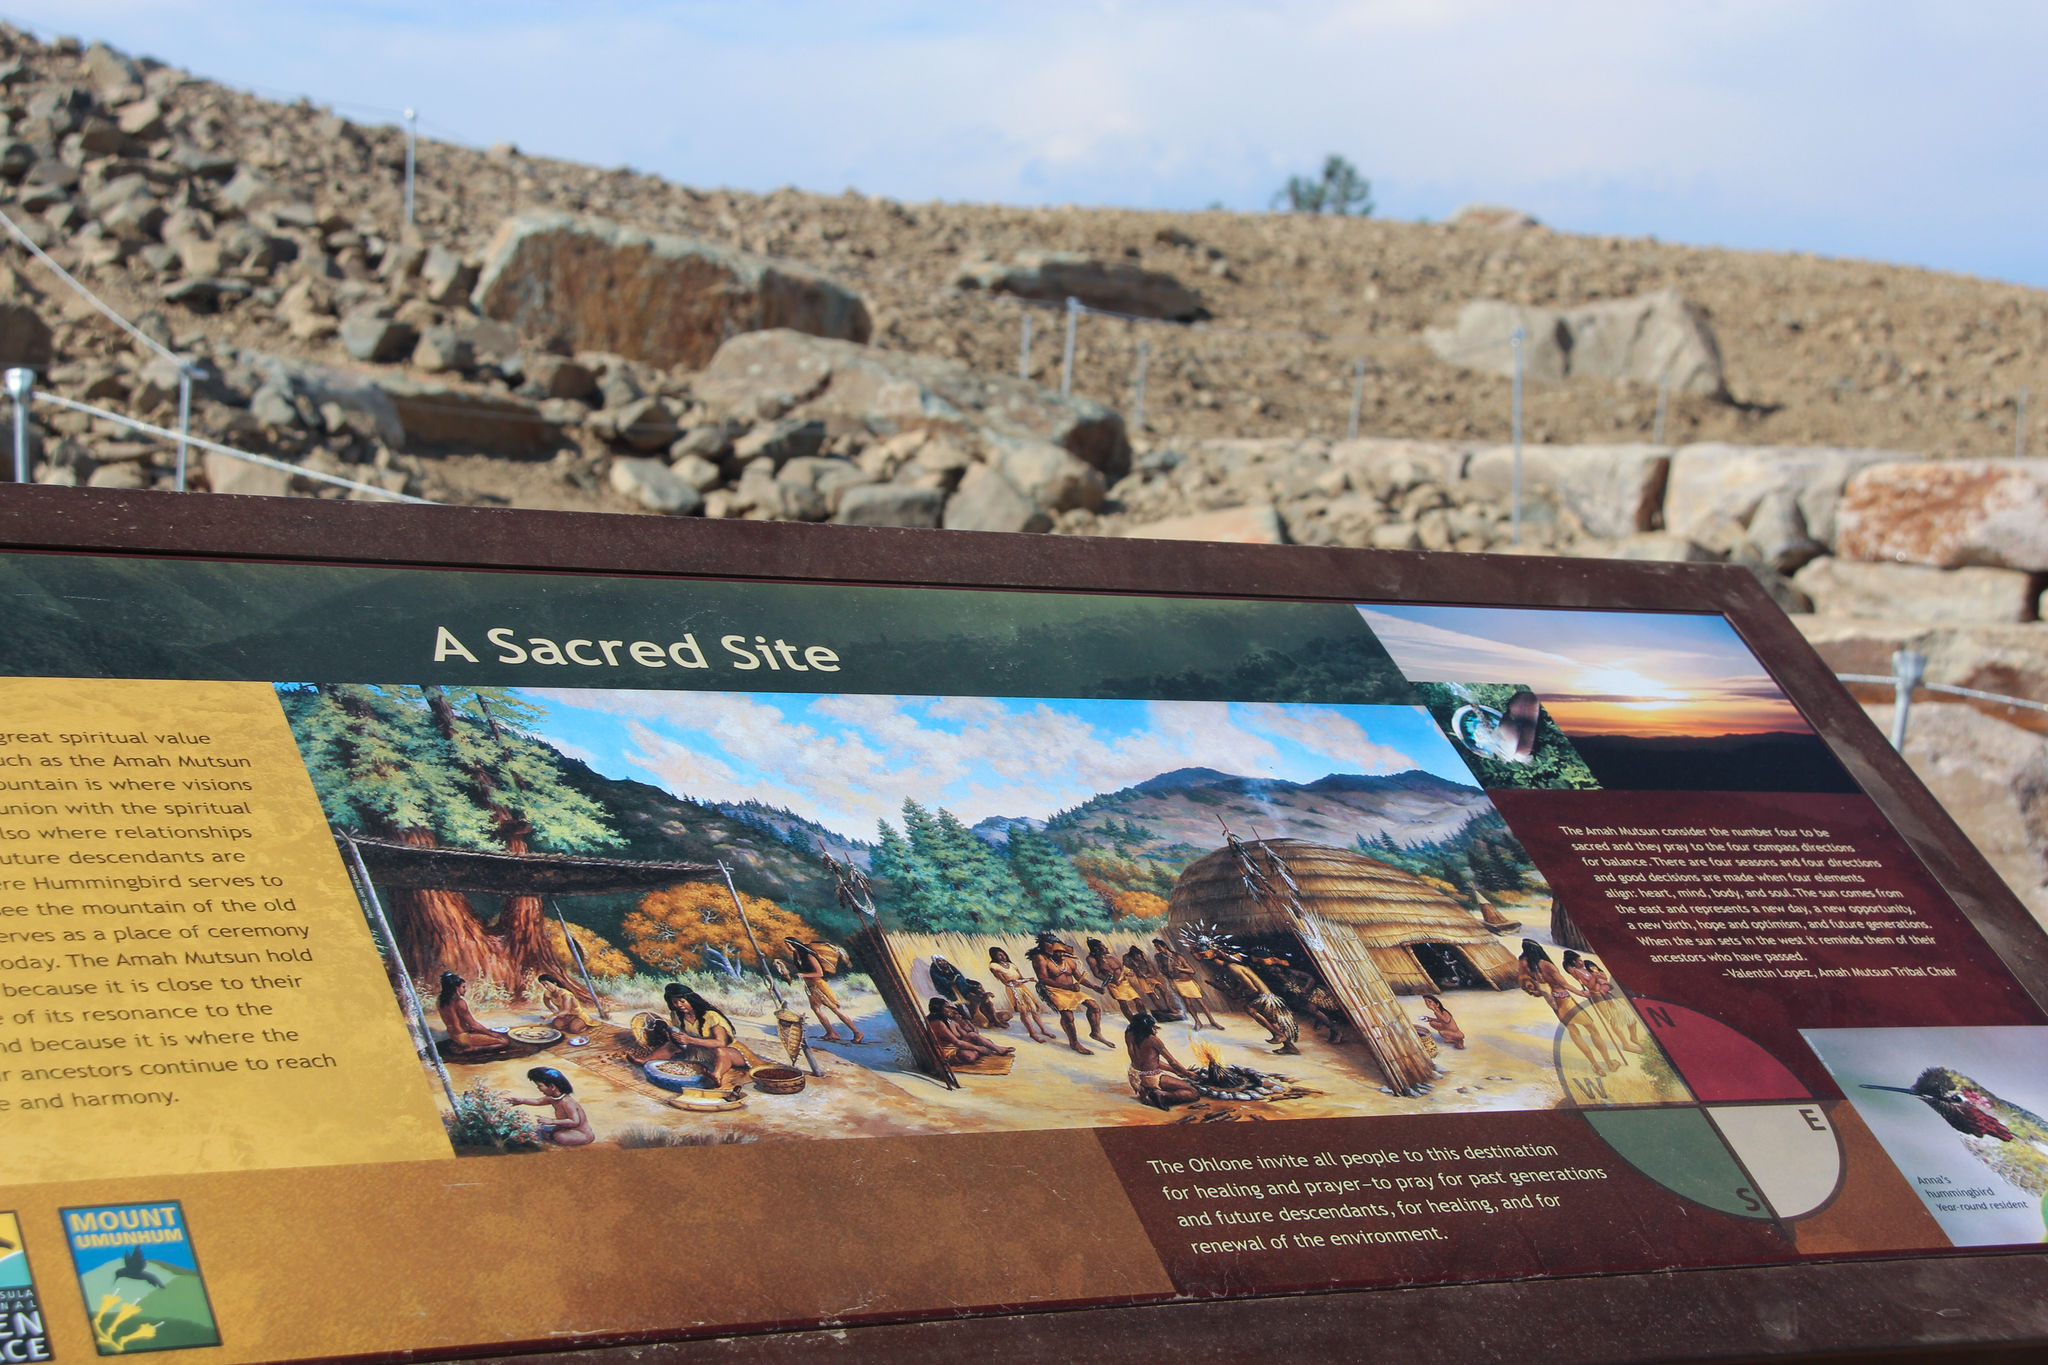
1124 1013 1201 1109
507 1067 595 1147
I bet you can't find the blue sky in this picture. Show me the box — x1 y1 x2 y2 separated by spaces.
23 1 2048 287
523 689 1473 840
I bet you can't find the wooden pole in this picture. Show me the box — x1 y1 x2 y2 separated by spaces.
718 859 820 1077
336 828 458 1111
550 897 608 1021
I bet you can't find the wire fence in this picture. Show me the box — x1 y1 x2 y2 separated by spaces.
1838 650 2048 753
16 381 429 503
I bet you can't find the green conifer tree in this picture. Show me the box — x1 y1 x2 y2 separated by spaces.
871 816 949 933
1007 825 1115 930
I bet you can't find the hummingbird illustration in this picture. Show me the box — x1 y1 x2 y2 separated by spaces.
112 1246 164 1290
1864 1067 2048 1239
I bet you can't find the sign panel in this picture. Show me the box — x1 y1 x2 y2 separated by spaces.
0 505 2042 1362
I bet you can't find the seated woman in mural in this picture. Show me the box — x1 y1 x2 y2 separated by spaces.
1567 952 1644 1056
1519 939 1619 1076
534 972 595 1035
786 938 865 1044
436 971 508 1053
661 983 752 1086
928 955 1004 1030
1153 937 1222 1030
1086 938 1146 1021
1124 1012 1202 1109
989 947 1054 1044
1416 994 1465 1050
925 997 1015 1065
506 1066 594 1147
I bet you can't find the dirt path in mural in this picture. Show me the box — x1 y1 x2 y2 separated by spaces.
437 968 1688 1152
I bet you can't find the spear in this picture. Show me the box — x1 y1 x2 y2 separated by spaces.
549 897 608 1021
717 859 820 1077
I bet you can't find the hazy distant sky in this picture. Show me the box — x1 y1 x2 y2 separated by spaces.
1359 606 1811 738
21 2 2048 288
525 689 1471 838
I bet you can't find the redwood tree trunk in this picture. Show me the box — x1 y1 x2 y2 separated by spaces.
488 831 594 1003
389 829 512 988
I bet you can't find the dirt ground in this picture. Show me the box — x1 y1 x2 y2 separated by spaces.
435 945 1688 1153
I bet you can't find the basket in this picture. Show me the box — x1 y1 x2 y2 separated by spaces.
629 1011 667 1050
506 1025 563 1046
643 1059 713 1092
752 1066 807 1096
668 1091 747 1112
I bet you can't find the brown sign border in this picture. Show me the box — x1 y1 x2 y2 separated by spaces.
1 484 2044 1363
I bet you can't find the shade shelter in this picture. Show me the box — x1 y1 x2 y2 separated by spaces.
1167 836 1519 1094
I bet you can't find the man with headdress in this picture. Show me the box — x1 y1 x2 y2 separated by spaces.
1153 936 1221 1030
1028 930 1107 1055
1197 945 1300 1055
1252 950 1347 1044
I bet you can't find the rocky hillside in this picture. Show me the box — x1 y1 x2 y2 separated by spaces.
11 28 2048 926
9 29 2048 510
1042 766 1497 868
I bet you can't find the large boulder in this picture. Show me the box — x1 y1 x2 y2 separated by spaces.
1835 459 2048 571
472 212 871 369
1565 290 1725 397
696 330 1130 480
956 251 1207 321
1790 557 2040 625
0 298 51 371
379 377 557 456
1662 444 1904 548
1121 505 1287 545
1426 289 1725 396
1423 301 1569 385
1464 442 1669 538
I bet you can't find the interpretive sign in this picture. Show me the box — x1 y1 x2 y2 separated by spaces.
0 486 2042 1363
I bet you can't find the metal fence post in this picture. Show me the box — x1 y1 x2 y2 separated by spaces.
1060 296 1079 398
1131 339 1149 432
1510 327 1525 546
1347 357 1366 440
5 367 31 482
403 107 418 226
1890 648 1927 751
1018 312 1032 382
1654 380 1670 446
175 366 194 491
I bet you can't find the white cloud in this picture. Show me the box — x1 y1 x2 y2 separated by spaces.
1240 704 1418 774
529 689 1431 838
24 0 2048 283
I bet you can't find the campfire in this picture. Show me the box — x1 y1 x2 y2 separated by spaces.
1188 1035 1289 1102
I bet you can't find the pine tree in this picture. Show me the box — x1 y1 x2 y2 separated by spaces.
871 815 949 933
1008 826 1114 929
926 807 1029 933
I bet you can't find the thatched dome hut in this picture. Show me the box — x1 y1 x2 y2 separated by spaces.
1168 839 1519 995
